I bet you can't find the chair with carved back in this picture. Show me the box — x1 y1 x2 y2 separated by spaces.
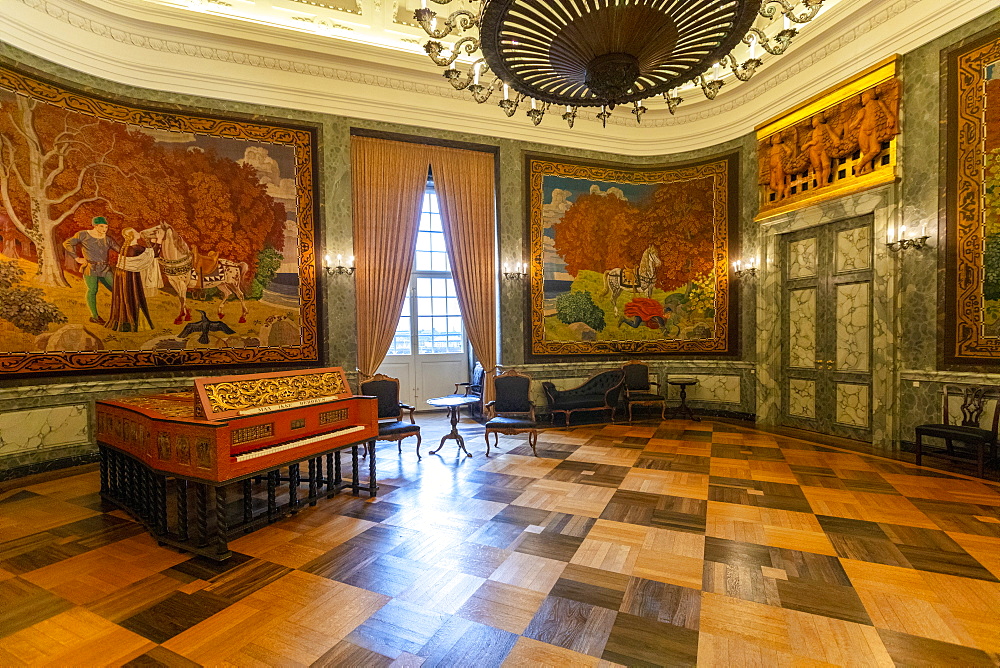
915 385 1000 478
620 360 666 422
455 362 491 419
359 373 422 458
484 370 538 457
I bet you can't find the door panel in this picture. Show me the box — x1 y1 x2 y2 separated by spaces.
781 216 873 441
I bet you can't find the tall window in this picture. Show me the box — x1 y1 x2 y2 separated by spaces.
387 178 464 356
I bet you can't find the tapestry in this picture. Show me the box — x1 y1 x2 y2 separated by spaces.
526 153 738 357
0 64 319 375
944 30 1000 366
755 56 900 221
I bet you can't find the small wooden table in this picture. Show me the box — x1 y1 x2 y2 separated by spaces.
427 395 480 457
667 378 700 422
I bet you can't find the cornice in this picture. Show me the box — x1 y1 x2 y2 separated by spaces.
1 0 996 154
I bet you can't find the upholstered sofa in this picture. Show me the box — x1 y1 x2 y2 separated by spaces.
542 369 626 426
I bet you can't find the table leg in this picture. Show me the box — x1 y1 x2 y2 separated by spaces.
429 406 473 457
678 384 700 422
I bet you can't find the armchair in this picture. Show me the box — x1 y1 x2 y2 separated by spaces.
359 374 422 458
542 369 625 427
484 370 538 457
621 361 666 422
455 363 486 418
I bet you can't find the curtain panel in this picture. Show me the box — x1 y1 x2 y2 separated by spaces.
430 147 499 408
351 136 429 378
352 136 498 406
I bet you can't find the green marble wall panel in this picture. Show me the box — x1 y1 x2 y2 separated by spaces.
836 226 871 273
835 383 870 428
788 379 816 419
789 289 817 369
836 282 870 373
788 239 818 279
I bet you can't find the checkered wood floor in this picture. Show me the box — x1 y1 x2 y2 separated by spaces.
2 417 1000 666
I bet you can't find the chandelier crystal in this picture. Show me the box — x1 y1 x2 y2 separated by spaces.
414 0 825 128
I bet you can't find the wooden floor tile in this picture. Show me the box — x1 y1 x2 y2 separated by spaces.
502 636 601 667
490 552 566 594
456 580 547 634
161 571 389 665
0 607 153 667
620 469 709 500
5 416 1000 665
523 595 618 657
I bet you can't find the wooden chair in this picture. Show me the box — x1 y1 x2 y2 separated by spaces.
359 374 422 458
915 385 1000 478
454 362 495 419
484 370 538 457
620 361 665 422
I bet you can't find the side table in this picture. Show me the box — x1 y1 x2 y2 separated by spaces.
667 378 701 422
426 395 480 457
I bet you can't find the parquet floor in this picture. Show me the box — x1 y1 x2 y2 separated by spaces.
2 417 1000 666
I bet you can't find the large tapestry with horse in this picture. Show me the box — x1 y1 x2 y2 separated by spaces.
0 63 318 375
526 153 738 357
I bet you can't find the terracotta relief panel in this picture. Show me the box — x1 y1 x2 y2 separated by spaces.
756 56 900 221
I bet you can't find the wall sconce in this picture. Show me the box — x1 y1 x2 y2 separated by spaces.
886 222 930 252
324 253 355 276
733 258 757 278
503 261 528 280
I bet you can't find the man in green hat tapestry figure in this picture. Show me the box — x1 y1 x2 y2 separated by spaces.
62 216 120 325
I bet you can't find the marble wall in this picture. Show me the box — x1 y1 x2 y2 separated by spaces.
5 6 1000 476
894 7 1000 447
0 44 756 475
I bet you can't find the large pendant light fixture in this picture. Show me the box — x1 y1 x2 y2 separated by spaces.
414 0 825 127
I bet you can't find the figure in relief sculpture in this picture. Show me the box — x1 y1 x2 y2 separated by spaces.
800 114 842 188
767 134 792 200
849 89 898 175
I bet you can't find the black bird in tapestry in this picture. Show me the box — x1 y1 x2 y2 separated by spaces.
179 310 236 345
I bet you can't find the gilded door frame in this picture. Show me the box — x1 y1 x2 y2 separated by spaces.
756 184 899 448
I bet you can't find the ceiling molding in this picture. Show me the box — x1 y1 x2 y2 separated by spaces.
1 0 995 155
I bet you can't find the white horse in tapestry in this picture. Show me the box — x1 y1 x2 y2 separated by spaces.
601 245 661 317
141 222 249 326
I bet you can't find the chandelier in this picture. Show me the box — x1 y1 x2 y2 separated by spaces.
414 0 825 128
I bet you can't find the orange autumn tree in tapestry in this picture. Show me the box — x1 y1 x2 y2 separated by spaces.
527 154 738 357
0 64 318 375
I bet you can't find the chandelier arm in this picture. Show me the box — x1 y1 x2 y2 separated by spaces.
759 0 824 23
414 8 480 40
698 74 724 100
561 106 578 129
725 53 762 82
526 102 549 126
663 90 684 115
746 27 797 56
423 37 480 67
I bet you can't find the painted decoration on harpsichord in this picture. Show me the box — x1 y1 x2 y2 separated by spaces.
755 56 900 221
944 29 1000 366
526 153 738 358
0 64 319 375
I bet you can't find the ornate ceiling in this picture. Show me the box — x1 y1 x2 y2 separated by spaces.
1 0 995 154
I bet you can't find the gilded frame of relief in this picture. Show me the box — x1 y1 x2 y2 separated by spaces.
755 56 900 222
944 28 1000 366
0 62 320 376
526 153 739 359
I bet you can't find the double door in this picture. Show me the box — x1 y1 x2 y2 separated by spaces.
781 216 873 441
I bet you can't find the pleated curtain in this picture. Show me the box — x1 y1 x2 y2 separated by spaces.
429 147 498 408
352 136 429 378
352 136 498 405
